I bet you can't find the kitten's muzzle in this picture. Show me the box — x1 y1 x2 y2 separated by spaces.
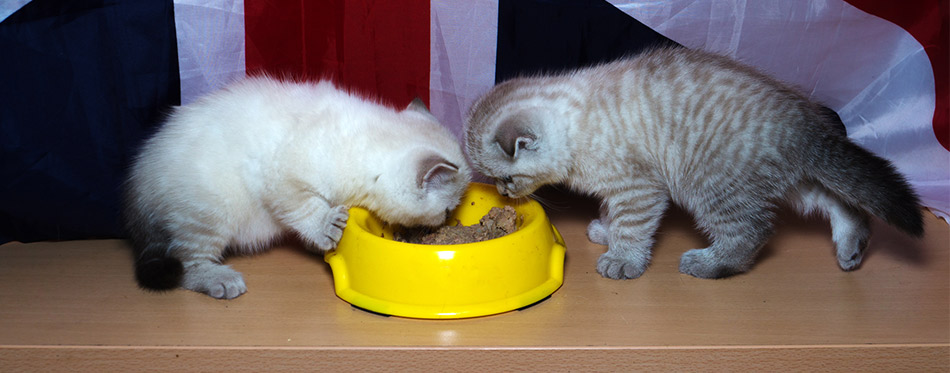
495 182 511 197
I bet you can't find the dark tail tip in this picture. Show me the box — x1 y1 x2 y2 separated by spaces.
812 133 925 239
873 167 925 238
135 252 184 291
891 204 925 238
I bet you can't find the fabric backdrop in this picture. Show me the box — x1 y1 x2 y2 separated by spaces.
1 0 946 243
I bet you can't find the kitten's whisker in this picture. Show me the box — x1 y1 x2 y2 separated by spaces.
505 195 532 205
528 192 569 211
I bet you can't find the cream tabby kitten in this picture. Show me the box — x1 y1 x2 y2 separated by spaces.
466 47 922 280
125 77 470 299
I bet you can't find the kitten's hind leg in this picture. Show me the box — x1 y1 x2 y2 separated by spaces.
163 221 248 299
271 193 349 253
790 184 870 270
596 189 670 279
181 259 247 299
679 201 775 278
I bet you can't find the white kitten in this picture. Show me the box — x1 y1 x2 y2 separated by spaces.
124 76 470 299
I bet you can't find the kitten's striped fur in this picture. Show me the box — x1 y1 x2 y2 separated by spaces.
465 47 922 279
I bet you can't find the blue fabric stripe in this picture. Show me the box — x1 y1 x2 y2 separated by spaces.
495 0 678 83
0 0 180 242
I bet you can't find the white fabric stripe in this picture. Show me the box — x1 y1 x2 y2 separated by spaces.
429 0 499 141
173 0 246 105
611 0 948 220
0 0 30 23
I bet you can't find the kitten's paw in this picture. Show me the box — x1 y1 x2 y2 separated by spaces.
678 249 744 279
596 252 647 279
836 236 868 271
586 219 609 245
312 205 349 252
181 263 247 299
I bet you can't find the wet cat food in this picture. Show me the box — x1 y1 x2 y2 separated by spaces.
397 206 521 245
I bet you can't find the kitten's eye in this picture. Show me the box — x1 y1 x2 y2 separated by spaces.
502 176 513 183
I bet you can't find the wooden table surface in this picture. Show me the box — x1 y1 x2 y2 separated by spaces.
1 193 948 371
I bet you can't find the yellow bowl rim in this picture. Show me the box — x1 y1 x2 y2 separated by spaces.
324 183 566 319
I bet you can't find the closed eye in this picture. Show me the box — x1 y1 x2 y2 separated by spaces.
502 175 513 183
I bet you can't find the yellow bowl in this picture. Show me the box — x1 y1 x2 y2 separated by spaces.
324 183 566 319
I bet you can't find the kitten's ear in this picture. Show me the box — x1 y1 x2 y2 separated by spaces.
417 155 460 191
405 97 439 122
407 97 429 112
494 118 537 159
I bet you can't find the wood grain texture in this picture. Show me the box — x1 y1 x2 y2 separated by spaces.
2 345 947 372
1 195 948 370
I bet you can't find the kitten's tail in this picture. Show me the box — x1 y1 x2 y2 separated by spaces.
123 200 184 291
134 248 184 291
806 123 924 237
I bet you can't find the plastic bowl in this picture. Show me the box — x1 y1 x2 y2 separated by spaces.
324 183 566 319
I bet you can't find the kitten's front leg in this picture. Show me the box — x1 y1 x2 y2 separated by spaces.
271 194 349 253
586 204 610 245
305 204 349 252
596 189 669 279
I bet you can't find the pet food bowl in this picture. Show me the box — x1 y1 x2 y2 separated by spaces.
324 182 566 319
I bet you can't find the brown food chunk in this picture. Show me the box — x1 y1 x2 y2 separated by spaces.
396 206 520 245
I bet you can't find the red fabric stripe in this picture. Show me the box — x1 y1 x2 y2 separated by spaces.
244 0 430 108
845 0 949 151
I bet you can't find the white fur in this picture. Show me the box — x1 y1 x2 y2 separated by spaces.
127 77 469 298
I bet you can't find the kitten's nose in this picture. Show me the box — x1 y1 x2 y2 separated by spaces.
496 183 509 197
